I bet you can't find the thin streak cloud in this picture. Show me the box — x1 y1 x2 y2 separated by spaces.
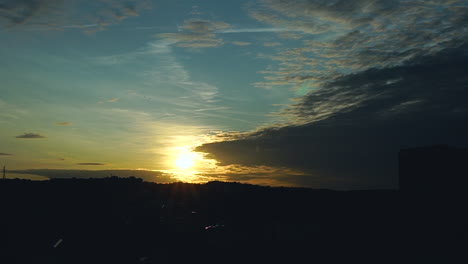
106 98 119 103
56 122 72 126
217 27 294 33
16 133 46 139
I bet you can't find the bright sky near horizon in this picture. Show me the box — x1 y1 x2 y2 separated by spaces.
1 0 289 171
1 0 468 189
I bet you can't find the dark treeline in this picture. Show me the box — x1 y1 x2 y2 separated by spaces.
0 177 466 263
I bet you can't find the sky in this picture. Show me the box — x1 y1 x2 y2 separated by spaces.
1 0 468 189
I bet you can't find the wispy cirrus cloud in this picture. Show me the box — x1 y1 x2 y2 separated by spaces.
97 97 119 105
0 99 28 120
0 0 60 25
217 27 293 33
93 40 172 65
263 42 281 47
277 31 303 40
249 9 330 35
252 0 468 91
157 19 231 49
179 19 230 33
157 32 223 48
92 39 220 113
0 0 151 32
106 97 119 103
16 132 46 139
232 41 252 46
155 18 304 49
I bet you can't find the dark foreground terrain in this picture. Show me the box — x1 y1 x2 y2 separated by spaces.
1 177 466 263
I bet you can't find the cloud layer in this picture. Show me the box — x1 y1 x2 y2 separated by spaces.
196 43 468 190
16 132 46 139
252 0 468 90
232 41 252 46
0 0 60 25
55 121 72 126
0 0 150 31
157 19 230 48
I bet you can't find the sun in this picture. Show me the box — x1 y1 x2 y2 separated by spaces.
175 154 195 170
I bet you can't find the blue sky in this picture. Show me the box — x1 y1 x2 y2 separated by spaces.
0 0 291 170
1 0 468 189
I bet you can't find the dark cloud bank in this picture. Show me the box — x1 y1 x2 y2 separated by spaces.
196 43 468 190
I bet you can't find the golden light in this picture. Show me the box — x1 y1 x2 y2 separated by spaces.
165 143 220 182
175 153 195 170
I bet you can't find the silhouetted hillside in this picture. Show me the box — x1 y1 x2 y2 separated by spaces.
0 176 466 263
399 145 468 192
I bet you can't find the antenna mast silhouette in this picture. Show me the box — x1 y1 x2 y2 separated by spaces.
2 165 5 180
